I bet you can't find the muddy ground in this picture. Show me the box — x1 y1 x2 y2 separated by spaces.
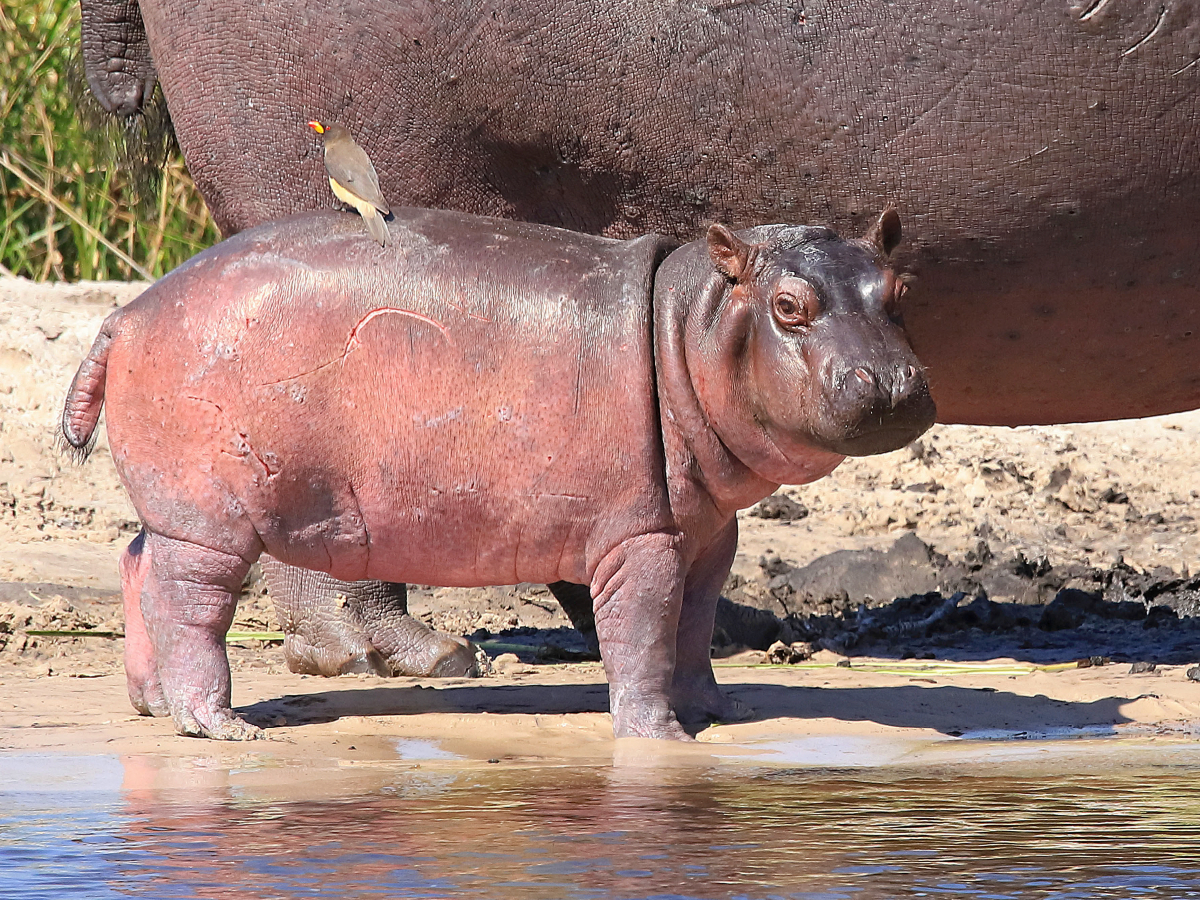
2 277 1199 686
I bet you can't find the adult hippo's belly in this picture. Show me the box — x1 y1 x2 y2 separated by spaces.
86 0 1200 424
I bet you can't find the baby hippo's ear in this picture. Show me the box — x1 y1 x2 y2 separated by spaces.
865 206 902 257
707 224 753 280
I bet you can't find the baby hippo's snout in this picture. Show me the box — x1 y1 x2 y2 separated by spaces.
848 360 927 413
811 323 937 456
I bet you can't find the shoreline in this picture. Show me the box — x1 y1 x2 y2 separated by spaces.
4 653 1199 785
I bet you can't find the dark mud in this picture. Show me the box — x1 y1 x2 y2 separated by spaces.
408 531 1200 671
718 531 1200 666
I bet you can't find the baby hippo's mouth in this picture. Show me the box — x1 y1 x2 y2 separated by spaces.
809 374 938 457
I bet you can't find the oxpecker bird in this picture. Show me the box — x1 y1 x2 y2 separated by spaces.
308 120 390 246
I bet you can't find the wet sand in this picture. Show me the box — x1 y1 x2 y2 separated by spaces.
2 277 1200 772
4 654 1200 782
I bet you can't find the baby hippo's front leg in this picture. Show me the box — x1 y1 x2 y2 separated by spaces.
591 532 691 740
133 531 262 740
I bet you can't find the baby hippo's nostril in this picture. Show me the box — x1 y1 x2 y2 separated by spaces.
891 362 927 405
853 366 875 386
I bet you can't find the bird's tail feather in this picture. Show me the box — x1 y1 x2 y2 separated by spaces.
364 206 389 246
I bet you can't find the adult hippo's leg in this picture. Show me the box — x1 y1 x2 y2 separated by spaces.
671 520 753 726
259 558 481 678
547 581 600 655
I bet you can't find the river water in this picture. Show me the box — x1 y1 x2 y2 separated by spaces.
3 746 1200 899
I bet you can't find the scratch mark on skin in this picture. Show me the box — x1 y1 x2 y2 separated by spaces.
221 432 277 476
1077 0 1114 22
260 307 452 387
187 396 278 477
1123 5 1168 56
1174 56 1200 75
185 395 223 413
260 357 342 387
1010 145 1050 166
346 307 452 350
881 60 980 151
443 297 493 323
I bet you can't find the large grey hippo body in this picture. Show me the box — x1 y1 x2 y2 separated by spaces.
82 0 1200 424
79 0 1199 677
62 207 933 739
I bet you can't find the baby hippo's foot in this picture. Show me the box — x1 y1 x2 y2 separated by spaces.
671 676 754 727
173 706 263 741
609 685 693 740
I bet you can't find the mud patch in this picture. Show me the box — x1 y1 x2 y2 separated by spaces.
721 534 1200 666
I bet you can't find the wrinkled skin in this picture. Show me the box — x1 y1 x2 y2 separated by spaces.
62 207 933 739
79 0 1200 671
80 0 156 117
256 557 481 677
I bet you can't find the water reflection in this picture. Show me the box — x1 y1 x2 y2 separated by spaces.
3 754 1200 899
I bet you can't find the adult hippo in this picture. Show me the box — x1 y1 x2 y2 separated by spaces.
79 0 1200 671
61 208 933 739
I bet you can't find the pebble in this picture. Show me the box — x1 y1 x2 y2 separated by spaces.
492 653 535 675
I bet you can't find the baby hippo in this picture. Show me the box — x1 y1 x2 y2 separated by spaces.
62 207 934 741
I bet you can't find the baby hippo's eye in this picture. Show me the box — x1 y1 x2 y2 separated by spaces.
771 278 817 330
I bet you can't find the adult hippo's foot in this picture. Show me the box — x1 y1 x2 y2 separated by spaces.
259 559 482 678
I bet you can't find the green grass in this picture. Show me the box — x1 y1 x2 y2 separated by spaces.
0 0 219 281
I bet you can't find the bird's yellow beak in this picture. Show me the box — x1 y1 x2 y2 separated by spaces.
307 120 325 135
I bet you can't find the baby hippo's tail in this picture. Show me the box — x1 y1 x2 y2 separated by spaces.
61 310 120 461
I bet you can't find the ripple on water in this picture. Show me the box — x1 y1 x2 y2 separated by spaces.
2 754 1200 899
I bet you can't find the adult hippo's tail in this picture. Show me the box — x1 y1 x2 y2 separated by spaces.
61 309 122 461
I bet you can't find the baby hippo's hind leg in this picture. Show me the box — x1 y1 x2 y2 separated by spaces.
137 531 262 740
120 530 168 717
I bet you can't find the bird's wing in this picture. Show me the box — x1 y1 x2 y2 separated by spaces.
324 141 390 213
